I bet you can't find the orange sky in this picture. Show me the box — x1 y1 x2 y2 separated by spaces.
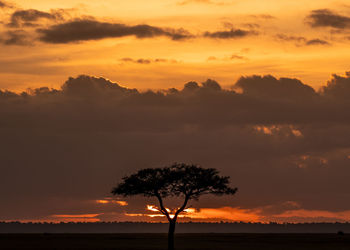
1 0 350 91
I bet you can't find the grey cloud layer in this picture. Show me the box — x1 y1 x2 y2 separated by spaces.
1 73 350 220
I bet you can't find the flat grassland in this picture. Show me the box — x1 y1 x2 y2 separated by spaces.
0 233 349 249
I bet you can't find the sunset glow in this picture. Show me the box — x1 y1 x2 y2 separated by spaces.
96 199 128 206
1 0 350 225
122 205 350 223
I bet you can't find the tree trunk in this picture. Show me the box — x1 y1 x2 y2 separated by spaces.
168 220 176 250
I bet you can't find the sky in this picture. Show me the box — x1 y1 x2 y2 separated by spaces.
1 0 350 223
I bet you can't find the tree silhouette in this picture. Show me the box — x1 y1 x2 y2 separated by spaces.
111 163 237 250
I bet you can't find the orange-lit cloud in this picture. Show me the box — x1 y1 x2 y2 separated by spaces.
254 125 303 137
9 203 350 223
96 199 109 204
122 204 350 223
271 209 350 223
147 205 161 212
182 207 262 222
42 214 102 223
52 214 100 218
116 201 128 206
126 205 261 222
96 199 128 206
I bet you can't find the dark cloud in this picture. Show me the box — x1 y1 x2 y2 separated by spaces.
37 19 193 43
8 9 62 27
305 39 330 46
276 34 330 46
0 9 265 46
201 79 221 90
61 75 138 97
1 30 31 45
204 28 256 39
135 59 151 64
307 9 350 29
120 58 177 64
234 75 317 101
276 34 306 43
1 73 350 221
0 0 12 8
230 54 246 60
321 71 350 100
243 23 260 29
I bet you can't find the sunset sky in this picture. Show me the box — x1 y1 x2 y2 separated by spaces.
1 0 350 223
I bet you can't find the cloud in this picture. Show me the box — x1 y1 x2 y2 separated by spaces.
230 54 246 60
306 9 350 29
276 34 330 46
8 9 63 27
1 30 32 45
181 207 262 222
321 71 350 99
0 0 12 8
270 209 350 223
203 28 256 39
242 23 260 29
37 19 193 43
207 54 247 61
1 73 350 221
249 14 275 20
305 38 330 46
61 75 138 96
0 9 263 45
276 34 306 43
177 0 226 6
234 75 317 100
116 203 350 223
119 58 177 64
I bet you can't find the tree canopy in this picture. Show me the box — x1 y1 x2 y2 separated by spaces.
111 163 237 250
111 163 237 200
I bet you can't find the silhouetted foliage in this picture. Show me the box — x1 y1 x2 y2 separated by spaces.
111 163 237 250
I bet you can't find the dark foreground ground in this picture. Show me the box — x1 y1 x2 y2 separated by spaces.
0 234 349 250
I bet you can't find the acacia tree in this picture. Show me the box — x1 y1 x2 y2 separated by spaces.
111 163 237 250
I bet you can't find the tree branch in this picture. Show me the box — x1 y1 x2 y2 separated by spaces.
155 193 171 221
173 195 190 222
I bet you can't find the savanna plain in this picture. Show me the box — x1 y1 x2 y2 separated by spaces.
1 233 349 250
